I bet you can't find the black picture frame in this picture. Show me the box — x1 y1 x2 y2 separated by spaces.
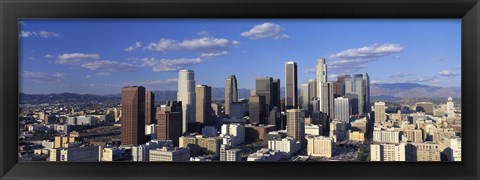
1 0 479 180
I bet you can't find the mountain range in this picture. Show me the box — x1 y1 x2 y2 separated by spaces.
20 83 460 104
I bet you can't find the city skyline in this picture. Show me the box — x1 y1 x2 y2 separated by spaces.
20 19 460 95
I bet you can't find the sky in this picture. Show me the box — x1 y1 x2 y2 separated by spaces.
19 19 461 95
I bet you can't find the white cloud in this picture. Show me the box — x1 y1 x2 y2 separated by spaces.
231 40 240 47
142 57 202 72
21 71 65 83
200 51 228 57
81 61 140 72
241 23 289 40
329 43 403 59
56 53 100 65
389 72 415 78
325 43 403 75
85 75 91 79
96 72 111 77
329 74 339 79
54 72 65 78
145 37 235 53
134 78 178 85
124 42 142 52
437 70 459 77
54 53 139 72
44 54 54 58
20 31 61 38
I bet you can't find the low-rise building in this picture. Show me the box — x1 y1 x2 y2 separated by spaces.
149 147 190 162
268 137 300 158
59 146 100 162
306 136 333 158
247 148 282 161
201 126 218 137
373 128 401 144
131 140 173 161
179 135 221 157
348 130 365 142
370 143 406 161
245 124 276 141
100 147 126 161
226 149 242 161
406 142 441 161
220 123 245 146
305 124 322 136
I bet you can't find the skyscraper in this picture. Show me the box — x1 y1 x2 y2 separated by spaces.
344 74 370 116
327 81 335 119
316 58 329 115
157 111 182 146
196 85 212 125
285 61 298 109
249 95 266 124
334 97 350 123
224 75 238 116
272 78 281 109
363 73 370 114
353 74 367 115
145 91 155 125
121 86 146 146
316 58 327 83
286 109 305 147
374 101 386 123
255 77 274 112
300 83 310 111
335 75 345 97
308 79 317 100
344 75 353 94
177 70 196 133
446 96 455 118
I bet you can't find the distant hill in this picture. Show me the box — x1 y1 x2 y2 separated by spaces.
19 93 120 104
371 83 460 99
150 87 252 102
19 83 460 104
20 87 253 104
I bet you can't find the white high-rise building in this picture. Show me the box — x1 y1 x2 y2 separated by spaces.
220 123 245 146
268 137 300 158
334 97 350 123
449 137 461 161
316 58 328 114
177 70 196 133
446 96 455 118
373 129 401 144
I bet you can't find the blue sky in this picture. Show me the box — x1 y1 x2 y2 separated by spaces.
20 19 461 95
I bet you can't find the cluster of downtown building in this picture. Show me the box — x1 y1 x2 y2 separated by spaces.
19 58 462 162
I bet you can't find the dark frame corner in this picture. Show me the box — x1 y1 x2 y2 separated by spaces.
1 0 479 180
